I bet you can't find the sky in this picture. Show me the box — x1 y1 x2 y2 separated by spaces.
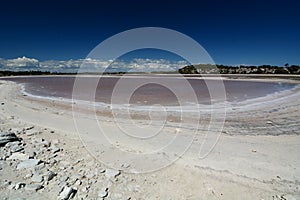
0 0 299 66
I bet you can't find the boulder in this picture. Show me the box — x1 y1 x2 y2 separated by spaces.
0 132 19 146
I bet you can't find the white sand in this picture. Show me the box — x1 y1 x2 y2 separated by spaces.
0 77 300 199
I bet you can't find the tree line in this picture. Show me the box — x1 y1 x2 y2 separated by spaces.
179 64 300 74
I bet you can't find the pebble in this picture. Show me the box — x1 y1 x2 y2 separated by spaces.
25 183 43 191
51 145 60 154
26 130 38 136
44 171 57 181
58 186 77 200
31 173 44 183
105 169 121 178
25 148 36 158
25 126 35 130
15 182 26 190
16 159 41 170
98 188 109 198
9 128 24 135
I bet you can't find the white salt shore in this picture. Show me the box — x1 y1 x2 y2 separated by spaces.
0 77 299 199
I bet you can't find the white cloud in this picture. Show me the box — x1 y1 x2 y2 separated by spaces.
0 56 189 73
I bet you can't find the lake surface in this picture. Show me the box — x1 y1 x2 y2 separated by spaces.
3 75 295 107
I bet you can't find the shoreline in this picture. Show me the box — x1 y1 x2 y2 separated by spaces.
0 79 300 199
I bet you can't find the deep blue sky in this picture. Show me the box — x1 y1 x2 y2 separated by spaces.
0 0 299 66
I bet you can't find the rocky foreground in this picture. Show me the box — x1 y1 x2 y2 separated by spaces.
0 125 132 200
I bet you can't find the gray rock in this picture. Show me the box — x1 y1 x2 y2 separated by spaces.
25 126 34 130
5 141 24 153
98 188 108 198
25 148 36 159
17 159 41 170
58 186 77 200
41 140 50 147
26 130 38 136
51 145 60 154
7 152 29 161
44 171 56 181
25 183 43 191
52 139 60 145
15 182 26 190
105 169 120 178
9 128 24 135
59 175 69 182
31 173 44 183
0 132 19 146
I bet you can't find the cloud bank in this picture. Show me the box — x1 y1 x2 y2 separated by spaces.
0 56 189 73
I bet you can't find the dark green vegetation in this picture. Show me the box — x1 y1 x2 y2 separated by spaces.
0 64 300 76
178 64 300 74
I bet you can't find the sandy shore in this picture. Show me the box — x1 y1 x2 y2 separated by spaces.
0 78 300 199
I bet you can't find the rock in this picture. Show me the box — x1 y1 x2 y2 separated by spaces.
31 173 44 183
25 148 36 159
74 179 81 186
15 182 26 190
121 163 130 169
51 145 60 154
52 139 60 145
41 140 51 147
1 102 4 105
9 128 24 135
5 141 24 153
25 126 35 130
58 186 77 200
7 152 29 161
0 132 19 146
59 175 69 182
98 188 108 198
17 159 41 170
105 169 120 178
281 194 297 200
44 171 56 181
26 130 38 136
25 183 43 191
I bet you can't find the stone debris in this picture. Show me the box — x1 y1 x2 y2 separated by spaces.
31 172 44 183
5 141 24 153
25 183 43 191
15 182 26 190
7 152 29 161
0 132 20 146
25 129 39 136
51 145 60 154
105 169 121 178
98 187 108 198
58 186 77 200
16 159 41 170
44 171 57 181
